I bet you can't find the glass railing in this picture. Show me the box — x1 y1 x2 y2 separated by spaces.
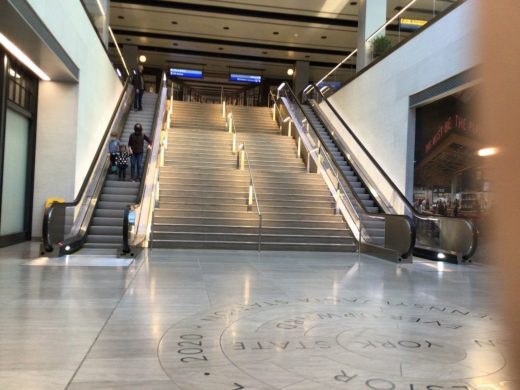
41 78 133 256
273 85 415 261
223 105 262 250
314 0 463 92
305 84 478 262
122 74 168 255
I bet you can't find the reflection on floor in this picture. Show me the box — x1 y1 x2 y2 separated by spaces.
0 243 514 389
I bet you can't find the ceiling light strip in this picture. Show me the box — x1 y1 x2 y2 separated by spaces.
109 27 129 76
0 33 51 81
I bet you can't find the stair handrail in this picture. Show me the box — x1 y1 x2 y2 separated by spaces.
122 73 167 255
41 77 133 255
307 84 478 260
274 84 415 260
226 111 262 251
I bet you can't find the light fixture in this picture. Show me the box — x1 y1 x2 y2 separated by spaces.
437 253 446 260
478 147 498 157
65 245 71 251
283 116 291 123
109 27 129 76
116 68 122 77
0 33 51 81
139 55 147 63
287 68 294 76
277 82 286 91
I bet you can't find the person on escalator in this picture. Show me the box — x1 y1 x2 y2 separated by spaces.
108 132 120 174
115 144 130 181
132 65 145 111
128 123 151 182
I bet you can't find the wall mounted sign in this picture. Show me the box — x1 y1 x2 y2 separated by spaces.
170 68 204 79
229 74 262 83
399 18 427 31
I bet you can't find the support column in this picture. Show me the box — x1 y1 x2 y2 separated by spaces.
356 0 387 72
293 61 310 98
122 45 138 74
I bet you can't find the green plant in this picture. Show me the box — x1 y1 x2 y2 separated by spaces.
372 35 392 58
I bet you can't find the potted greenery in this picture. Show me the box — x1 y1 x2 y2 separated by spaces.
371 35 392 58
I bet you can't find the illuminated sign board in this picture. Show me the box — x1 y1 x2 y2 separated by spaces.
399 18 427 31
170 68 204 79
229 74 262 83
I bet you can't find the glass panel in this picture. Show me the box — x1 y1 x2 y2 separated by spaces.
1 109 30 235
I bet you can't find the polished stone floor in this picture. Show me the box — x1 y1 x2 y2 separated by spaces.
0 242 515 389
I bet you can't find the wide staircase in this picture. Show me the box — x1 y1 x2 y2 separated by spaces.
151 101 355 251
83 92 157 251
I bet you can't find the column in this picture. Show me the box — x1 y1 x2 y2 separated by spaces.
122 45 139 74
293 61 310 98
356 0 387 72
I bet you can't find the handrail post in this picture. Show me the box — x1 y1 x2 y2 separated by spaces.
248 178 253 210
222 100 226 118
258 214 262 251
240 148 245 170
287 119 292 138
232 132 237 154
228 113 233 133
297 136 301 158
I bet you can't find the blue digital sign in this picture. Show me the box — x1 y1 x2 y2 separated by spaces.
170 68 204 79
229 74 262 83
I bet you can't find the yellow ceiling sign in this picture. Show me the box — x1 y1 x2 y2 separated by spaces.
400 18 428 28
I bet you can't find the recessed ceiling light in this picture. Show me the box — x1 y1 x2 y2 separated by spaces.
173 43 178 46
171 21 178 24
218 47 224 50
305 55 310 58
273 32 279 35
125 38 131 42
223 26 230 30
262 51 268 54
321 36 327 39
350 1 357 5
117 15 124 19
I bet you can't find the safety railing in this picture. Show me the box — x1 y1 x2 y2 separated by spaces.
41 78 133 256
273 84 415 261
223 104 262 251
305 84 478 262
121 73 168 255
313 0 464 94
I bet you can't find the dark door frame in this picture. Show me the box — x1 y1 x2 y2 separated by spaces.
0 48 39 248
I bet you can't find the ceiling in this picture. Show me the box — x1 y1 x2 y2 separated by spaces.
108 0 456 97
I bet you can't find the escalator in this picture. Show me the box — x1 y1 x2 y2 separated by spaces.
273 86 415 262
298 84 477 262
84 94 157 251
41 76 166 257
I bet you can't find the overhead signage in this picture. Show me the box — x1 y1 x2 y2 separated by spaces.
399 18 427 31
170 68 204 79
229 74 262 83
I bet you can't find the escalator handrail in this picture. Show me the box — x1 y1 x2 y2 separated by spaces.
122 74 166 253
309 84 478 258
278 84 415 259
42 78 132 252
